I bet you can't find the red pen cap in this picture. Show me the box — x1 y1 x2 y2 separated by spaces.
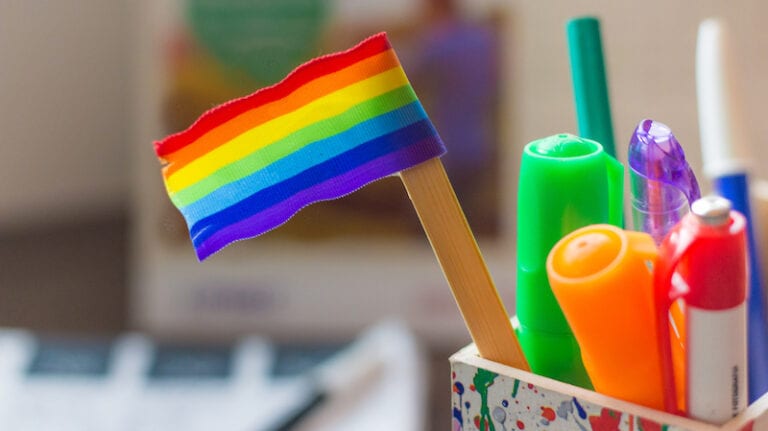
677 210 747 310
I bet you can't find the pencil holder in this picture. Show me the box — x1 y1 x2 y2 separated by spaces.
450 343 768 431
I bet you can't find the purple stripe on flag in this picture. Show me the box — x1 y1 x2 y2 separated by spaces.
195 137 443 260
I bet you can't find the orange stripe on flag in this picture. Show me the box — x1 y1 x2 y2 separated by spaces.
162 49 401 176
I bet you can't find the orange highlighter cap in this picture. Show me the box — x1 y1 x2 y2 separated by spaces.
547 224 666 410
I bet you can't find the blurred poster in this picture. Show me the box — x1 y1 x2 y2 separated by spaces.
159 0 505 245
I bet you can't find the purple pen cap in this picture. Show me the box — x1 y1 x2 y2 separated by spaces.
629 119 701 243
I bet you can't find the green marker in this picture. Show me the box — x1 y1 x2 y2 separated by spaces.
514 133 623 388
567 17 616 158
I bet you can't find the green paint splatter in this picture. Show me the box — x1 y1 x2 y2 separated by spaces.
473 369 498 431
511 379 520 398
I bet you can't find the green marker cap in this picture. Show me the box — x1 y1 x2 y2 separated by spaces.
515 133 623 388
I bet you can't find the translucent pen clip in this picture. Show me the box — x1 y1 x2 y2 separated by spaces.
629 119 701 244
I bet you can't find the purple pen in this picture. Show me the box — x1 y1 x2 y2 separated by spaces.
629 119 701 244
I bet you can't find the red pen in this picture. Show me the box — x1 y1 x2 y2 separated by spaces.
654 195 748 423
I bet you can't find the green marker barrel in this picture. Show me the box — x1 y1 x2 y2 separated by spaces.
514 133 623 388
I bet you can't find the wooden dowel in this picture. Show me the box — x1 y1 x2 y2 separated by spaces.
399 157 529 370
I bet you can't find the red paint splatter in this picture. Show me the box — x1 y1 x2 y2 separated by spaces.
637 417 662 431
516 420 525 429
470 384 476 392
588 408 621 431
541 406 556 422
527 383 534 389
452 371 456 379
740 420 755 431
473 415 490 431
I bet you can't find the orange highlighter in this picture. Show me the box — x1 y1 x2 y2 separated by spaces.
546 224 666 409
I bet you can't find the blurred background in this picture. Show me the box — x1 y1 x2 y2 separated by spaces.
1 0 768 429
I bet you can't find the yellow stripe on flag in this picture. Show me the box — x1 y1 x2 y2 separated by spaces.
165 66 409 193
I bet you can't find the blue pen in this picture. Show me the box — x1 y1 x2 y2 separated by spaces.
628 119 700 244
697 18 768 402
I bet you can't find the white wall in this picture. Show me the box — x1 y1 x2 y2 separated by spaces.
509 1 768 183
0 1 129 230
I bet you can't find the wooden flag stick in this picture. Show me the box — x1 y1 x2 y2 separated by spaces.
399 157 530 370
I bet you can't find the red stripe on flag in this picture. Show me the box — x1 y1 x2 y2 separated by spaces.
155 32 391 158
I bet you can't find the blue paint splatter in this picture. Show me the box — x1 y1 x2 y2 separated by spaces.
453 407 463 423
555 398 588 431
573 397 587 420
454 381 465 422
465 401 471 409
502 399 509 408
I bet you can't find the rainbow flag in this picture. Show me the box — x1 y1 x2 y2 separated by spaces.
155 33 446 260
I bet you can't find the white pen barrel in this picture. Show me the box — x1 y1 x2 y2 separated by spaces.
687 303 748 424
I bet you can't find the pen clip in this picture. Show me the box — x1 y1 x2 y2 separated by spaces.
653 221 697 415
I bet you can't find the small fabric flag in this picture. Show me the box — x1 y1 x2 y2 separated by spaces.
155 33 446 260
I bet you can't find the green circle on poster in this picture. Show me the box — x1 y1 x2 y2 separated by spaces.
187 0 327 85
